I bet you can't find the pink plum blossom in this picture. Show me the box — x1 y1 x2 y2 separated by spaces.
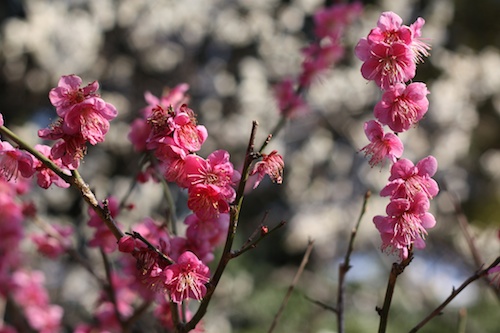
185 150 240 202
0 113 3 126
0 141 35 181
380 156 439 200
172 105 208 152
48 74 99 117
374 82 430 132
250 150 284 189
355 11 430 88
187 184 230 220
373 192 436 260
358 41 415 90
62 97 117 145
164 251 210 303
360 120 403 167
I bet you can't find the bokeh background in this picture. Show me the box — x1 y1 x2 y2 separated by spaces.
0 0 499 332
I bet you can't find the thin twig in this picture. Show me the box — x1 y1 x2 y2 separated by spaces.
337 191 370 333
303 294 338 314
268 239 314 333
231 220 286 259
408 256 500 333
444 189 500 299
126 231 174 265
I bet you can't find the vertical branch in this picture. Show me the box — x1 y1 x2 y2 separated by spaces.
377 251 414 333
183 121 260 332
268 240 314 333
337 191 371 333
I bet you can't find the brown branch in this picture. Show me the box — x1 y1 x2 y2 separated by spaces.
268 239 314 333
337 191 370 333
0 125 124 241
408 256 500 333
444 189 500 299
183 120 260 332
377 249 414 333
231 220 286 259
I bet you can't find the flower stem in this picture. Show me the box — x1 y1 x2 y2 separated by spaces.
377 251 413 333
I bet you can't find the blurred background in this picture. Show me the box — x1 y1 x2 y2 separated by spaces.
0 0 499 332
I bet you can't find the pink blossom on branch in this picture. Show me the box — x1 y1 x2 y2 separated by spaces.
164 251 210 303
48 74 99 117
380 156 439 200
374 82 430 132
250 150 284 189
184 150 240 202
0 141 35 181
355 11 430 88
373 192 436 260
187 184 230 220
356 41 415 90
360 120 403 167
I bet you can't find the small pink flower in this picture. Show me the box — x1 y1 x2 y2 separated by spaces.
250 150 284 189
49 74 99 117
164 251 210 303
0 113 4 126
62 97 117 145
373 192 436 260
31 224 73 259
155 140 189 187
359 42 416 89
374 82 430 132
185 150 240 202
187 184 230 220
0 141 35 181
172 106 208 152
367 11 413 46
380 156 439 200
360 120 403 167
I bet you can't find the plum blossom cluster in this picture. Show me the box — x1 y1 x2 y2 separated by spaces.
274 2 362 118
121 84 284 308
356 12 438 260
38 75 118 169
